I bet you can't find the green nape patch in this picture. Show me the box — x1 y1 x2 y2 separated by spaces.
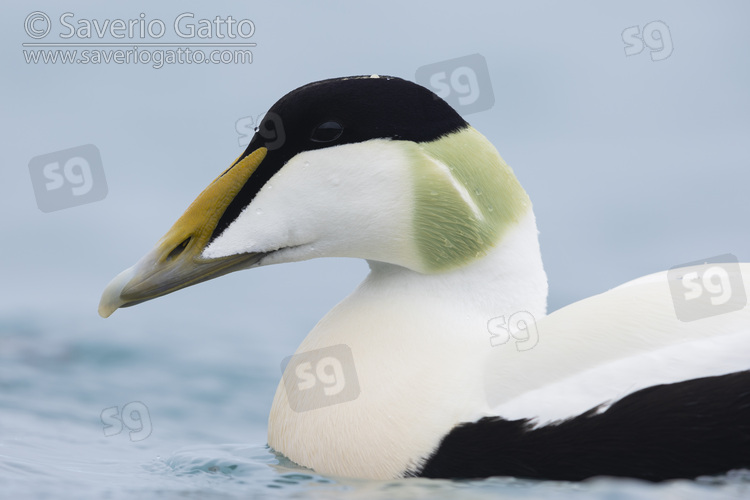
409 127 530 272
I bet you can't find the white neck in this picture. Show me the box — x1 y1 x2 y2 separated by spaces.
268 209 547 479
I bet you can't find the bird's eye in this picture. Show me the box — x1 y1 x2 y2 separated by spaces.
310 121 344 143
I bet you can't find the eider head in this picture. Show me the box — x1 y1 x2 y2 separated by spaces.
98 75 530 317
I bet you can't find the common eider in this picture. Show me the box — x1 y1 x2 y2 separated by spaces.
98 75 750 481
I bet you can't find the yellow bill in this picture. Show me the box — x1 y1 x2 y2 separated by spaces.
98 147 267 318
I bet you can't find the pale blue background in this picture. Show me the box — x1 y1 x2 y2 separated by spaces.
1 2 749 499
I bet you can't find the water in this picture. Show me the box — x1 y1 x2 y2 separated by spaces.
1 317 748 500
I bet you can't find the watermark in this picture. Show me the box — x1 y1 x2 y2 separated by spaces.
236 111 266 147
668 254 746 322
415 53 494 115
488 310 539 351
22 12 256 69
622 21 673 62
281 344 360 412
28 144 107 212
23 47 252 68
100 401 152 442
235 111 285 149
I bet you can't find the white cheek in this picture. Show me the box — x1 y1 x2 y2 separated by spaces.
203 140 418 265
203 185 313 258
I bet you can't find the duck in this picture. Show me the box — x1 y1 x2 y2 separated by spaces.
98 75 750 482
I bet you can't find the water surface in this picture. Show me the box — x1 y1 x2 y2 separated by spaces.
1 318 747 499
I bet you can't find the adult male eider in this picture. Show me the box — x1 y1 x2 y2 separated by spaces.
98 75 750 482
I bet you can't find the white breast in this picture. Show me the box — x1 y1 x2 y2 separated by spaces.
268 209 548 479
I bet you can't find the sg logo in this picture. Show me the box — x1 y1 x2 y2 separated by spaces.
28 144 107 212
235 111 285 150
415 53 495 115
488 311 539 351
100 401 152 442
622 21 673 62
296 356 347 396
281 344 360 412
668 254 747 322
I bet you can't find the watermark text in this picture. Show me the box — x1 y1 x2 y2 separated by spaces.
668 254 746 322
281 345 360 412
101 401 152 442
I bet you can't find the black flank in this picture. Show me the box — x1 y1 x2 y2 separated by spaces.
414 370 750 481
